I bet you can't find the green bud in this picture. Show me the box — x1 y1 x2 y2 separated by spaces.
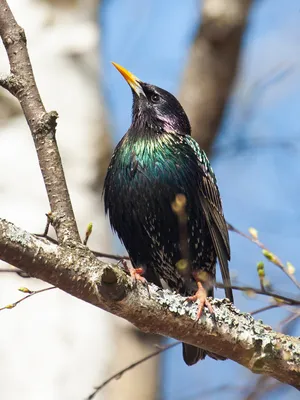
18 287 32 294
256 261 265 278
86 222 93 235
262 249 275 262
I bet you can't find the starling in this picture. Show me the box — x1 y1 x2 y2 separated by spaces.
103 63 233 366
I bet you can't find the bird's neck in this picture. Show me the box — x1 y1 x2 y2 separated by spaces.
126 127 178 146
121 128 179 161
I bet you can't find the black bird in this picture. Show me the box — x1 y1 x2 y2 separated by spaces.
103 63 233 366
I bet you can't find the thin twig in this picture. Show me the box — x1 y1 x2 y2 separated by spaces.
278 311 300 332
0 267 30 278
92 251 130 260
250 304 279 316
86 342 179 400
0 268 21 273
43 213 52 237
216 282 300 306
244 376 282 400
227 222 300 290
34 234 57 244
0 286 55 312
35 233 129 261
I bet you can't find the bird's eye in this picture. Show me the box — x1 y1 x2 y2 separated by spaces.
151 94 160 103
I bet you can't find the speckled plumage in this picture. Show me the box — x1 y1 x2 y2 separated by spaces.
104 72 233 365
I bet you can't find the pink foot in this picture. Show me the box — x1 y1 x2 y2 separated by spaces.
129 267 147 285
187 281 214 320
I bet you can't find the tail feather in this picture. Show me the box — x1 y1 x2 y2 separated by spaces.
182 343 226 366
182 343 205 366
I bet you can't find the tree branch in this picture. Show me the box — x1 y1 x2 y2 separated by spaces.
180 0 253 154
0 218 299 389
0 0 80 244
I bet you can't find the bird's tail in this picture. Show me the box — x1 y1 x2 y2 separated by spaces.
182 343 226 366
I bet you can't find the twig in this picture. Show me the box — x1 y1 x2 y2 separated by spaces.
0 286 55 312
92 251 130 260
35 232 129 260
0 0 80 244
227 222 300 290
244 376 282 400
43 213 52 237
278 311 300 332
250 304 279 316
215 282 300 306
0 267 30 278
0 268 21 273
34 233 57 244
86 342 179 399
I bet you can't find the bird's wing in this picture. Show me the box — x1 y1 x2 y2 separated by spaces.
198 166 233 303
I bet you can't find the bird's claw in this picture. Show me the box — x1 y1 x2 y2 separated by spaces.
186 282 214 320
129 267 147 285
129 267 151 298
118 260 148 288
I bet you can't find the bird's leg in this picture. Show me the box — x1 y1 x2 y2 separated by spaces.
117 258 130 273
129 266 151 298
118 259 148 287
129 266 147 285
186 273 214 320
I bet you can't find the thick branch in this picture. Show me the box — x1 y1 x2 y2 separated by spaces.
180 0 253 154
0 0 80 244
0 218 299 389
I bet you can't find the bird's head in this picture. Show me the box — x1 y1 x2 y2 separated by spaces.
112 62 191 136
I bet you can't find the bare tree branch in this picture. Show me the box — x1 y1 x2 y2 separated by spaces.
0 0 80 244
180 0 253 154
0 0 300 392
86 342 179 400
215 283 300 306
0 286 55 311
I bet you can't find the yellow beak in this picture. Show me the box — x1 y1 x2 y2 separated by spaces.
112 62 145 97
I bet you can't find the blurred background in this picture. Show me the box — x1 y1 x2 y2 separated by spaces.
0 0 299 399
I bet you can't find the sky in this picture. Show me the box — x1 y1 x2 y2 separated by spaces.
100 0 300 398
